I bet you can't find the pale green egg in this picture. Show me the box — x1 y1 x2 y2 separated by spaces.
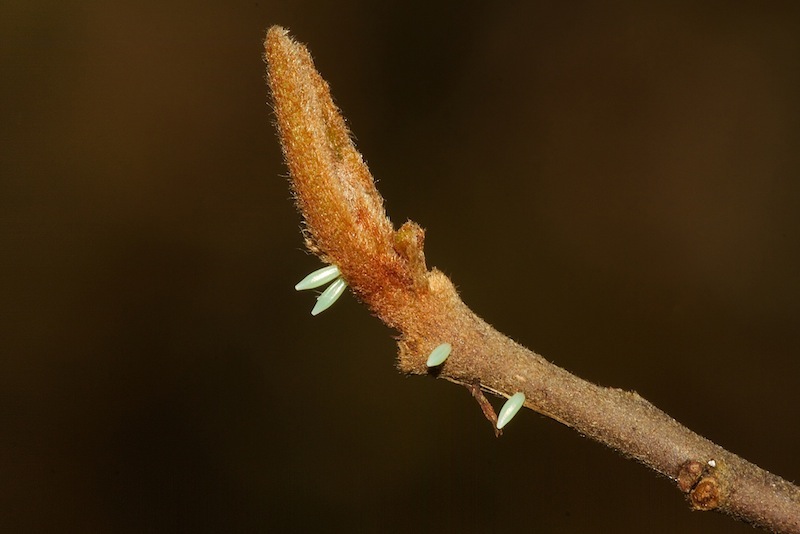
497 392 526 429
311 277 347 316
295 265 341 291
426 343 452 367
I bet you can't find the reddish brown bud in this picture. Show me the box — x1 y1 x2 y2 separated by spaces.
690 477 721 511
677 460 704 493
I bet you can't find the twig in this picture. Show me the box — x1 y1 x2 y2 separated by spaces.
264 25 800 533
467 379 502 437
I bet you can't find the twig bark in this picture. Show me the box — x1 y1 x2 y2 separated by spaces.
264 25 800 533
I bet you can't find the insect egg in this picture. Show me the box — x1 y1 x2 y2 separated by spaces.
496 392 526 429
295 265 341 291
311 277 347 316
426 343 452 367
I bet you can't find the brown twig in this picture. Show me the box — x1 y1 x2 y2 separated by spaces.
264 26 800 533
467 379 502 437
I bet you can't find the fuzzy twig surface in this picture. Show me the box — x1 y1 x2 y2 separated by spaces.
264 26 800 533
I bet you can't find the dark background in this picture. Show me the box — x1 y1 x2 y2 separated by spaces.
2 1 799 532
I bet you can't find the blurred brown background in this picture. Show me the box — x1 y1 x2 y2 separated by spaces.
2 1 799 532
